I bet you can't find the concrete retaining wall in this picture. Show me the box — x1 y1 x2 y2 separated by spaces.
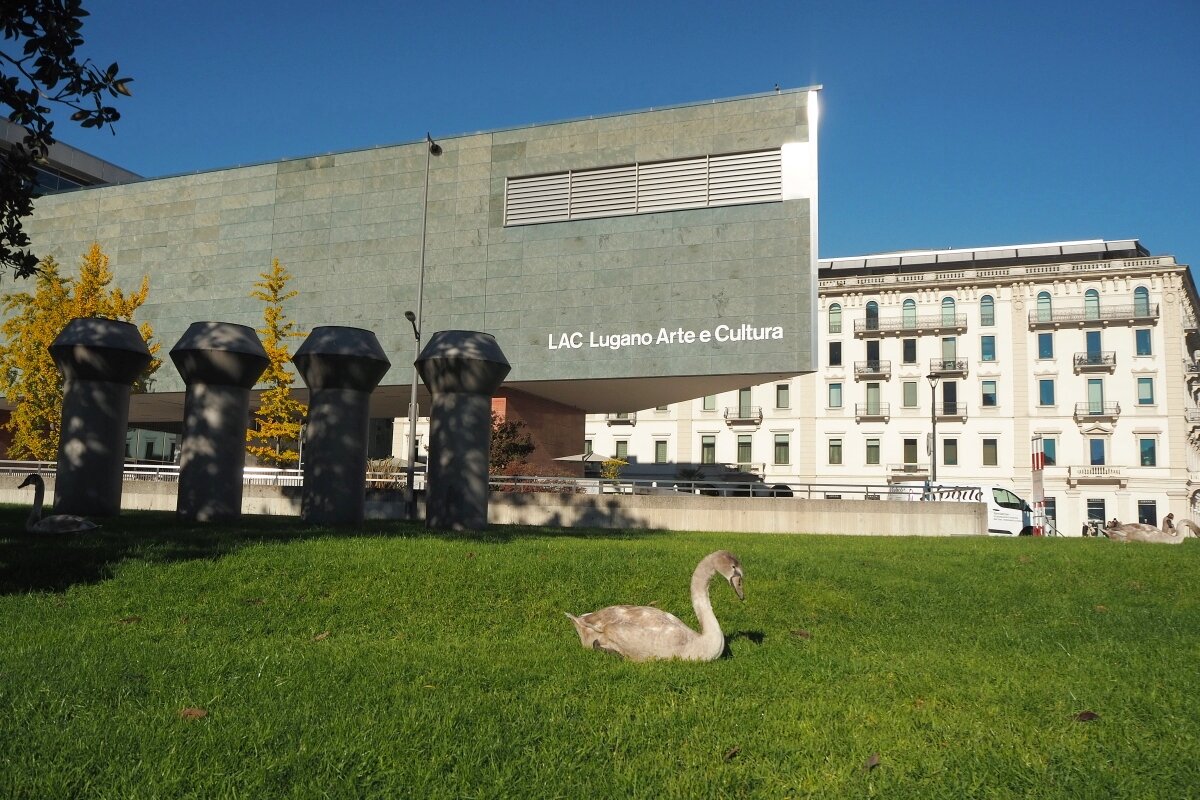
2 476 987 536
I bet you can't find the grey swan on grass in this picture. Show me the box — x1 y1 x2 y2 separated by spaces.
566 550 744 662
1105 513 1199 544
17 473 99 534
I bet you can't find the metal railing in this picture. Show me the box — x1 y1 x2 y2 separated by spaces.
605 412 637 425
855 402 890 420
1073 402 1121 419
1073 351 1116 369
1028 303 1159 326
723 406 763 424
854 313 968 335
934 402 968 419
0 460 421 490
853 360 891 378
928 358 969 375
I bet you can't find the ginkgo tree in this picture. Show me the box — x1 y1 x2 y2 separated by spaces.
246 259 307 468
0 242 159 459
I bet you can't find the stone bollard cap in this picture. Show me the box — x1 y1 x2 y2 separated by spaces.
170 321 270 388
293 325 391 391
416 330 511 395
49 317 153 383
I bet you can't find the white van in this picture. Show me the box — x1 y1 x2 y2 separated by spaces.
888 482 1034 537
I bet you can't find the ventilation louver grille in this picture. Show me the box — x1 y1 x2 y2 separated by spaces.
504 148 782 226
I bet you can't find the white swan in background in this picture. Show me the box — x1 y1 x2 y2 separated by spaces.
566 550 744 662
17 473 99 533
1105 514 1198 544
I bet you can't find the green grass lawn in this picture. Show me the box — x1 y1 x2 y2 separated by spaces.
1 508 1198 799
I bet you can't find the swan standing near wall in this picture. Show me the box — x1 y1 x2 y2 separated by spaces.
566 550 744 661
17 474 99 534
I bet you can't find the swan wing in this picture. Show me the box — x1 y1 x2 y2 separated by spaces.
31 515 99 534
574 605 697 661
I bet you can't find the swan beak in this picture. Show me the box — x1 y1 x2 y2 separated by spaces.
730 574 745 601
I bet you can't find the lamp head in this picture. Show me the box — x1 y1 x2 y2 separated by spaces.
926 372 940 388
426 133 442 156
404 310 416 323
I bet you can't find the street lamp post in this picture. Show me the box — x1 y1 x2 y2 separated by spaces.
926 372 941 483
404 133 442 521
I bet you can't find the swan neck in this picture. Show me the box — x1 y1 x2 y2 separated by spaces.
28 479 44 526
690 558 721 638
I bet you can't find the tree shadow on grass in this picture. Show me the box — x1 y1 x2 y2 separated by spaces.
0 506 669 595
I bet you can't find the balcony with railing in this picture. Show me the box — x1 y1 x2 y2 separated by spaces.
1067 465 1127 487
934 402 968 421
853 313 968 338
853 360 891 380
1187 408 1200 435
1073 351 1116 373
1073 402 1121 422
724 406 763 426
854 402 890 422
605 412 636 426
1028 303 1159 328
928 357 969 378
888 462 931 480
1187 361 1200 387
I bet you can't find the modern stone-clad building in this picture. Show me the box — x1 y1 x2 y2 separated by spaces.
17 89 822 466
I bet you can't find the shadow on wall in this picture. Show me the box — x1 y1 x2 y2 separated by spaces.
490 490 659 531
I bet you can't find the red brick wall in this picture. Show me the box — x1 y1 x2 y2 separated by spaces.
492 389 584 476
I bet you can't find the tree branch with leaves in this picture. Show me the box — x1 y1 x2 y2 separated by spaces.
2 1 133 277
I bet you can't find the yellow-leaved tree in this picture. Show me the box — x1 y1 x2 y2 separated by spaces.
0 243 160 459
246 259 307 467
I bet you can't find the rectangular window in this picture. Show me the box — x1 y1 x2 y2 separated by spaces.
828 382 843 408
1140 437 1157 466
943 438 958 466
1135 328 1152 356
1038 379 1055 406
903 381 918 408
1043 437 1057 466
1137 377 1155 405
1087 498 1106 524
902 338 917 364
737 434 752 465
981 335 996 362
903 438 918 465
654 440 668 464
982 438 998 466
828 438 843 465
584 439 592 456
982 380 998 407
1089 438 1105 466
865 438 880 465
1137 500 1157 526
775 383 790 409
655 404 669 411
829 341 842 367
774 434 790 465
702 394 716 411
1038 332 1054 359
1045 497 1057 522
700 435 716 464
614 440 629 460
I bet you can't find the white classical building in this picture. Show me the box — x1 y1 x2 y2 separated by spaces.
584 239 1200 536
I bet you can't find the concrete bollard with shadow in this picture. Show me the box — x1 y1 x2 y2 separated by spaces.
170 322 270 522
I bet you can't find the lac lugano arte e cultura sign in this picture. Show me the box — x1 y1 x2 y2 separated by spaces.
548 323 784 352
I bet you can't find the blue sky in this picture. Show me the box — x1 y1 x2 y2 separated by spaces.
58 0 1199 270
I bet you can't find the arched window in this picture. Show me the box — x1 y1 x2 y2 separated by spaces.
980 295 995 326
1037 291 1052 322
941 297 956 326
902 298 916 329
1085 289 1100 320
828 303 842 334
1134 286 1150 317
865 301 879 331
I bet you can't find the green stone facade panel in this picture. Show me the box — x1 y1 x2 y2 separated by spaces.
21 91 818 405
